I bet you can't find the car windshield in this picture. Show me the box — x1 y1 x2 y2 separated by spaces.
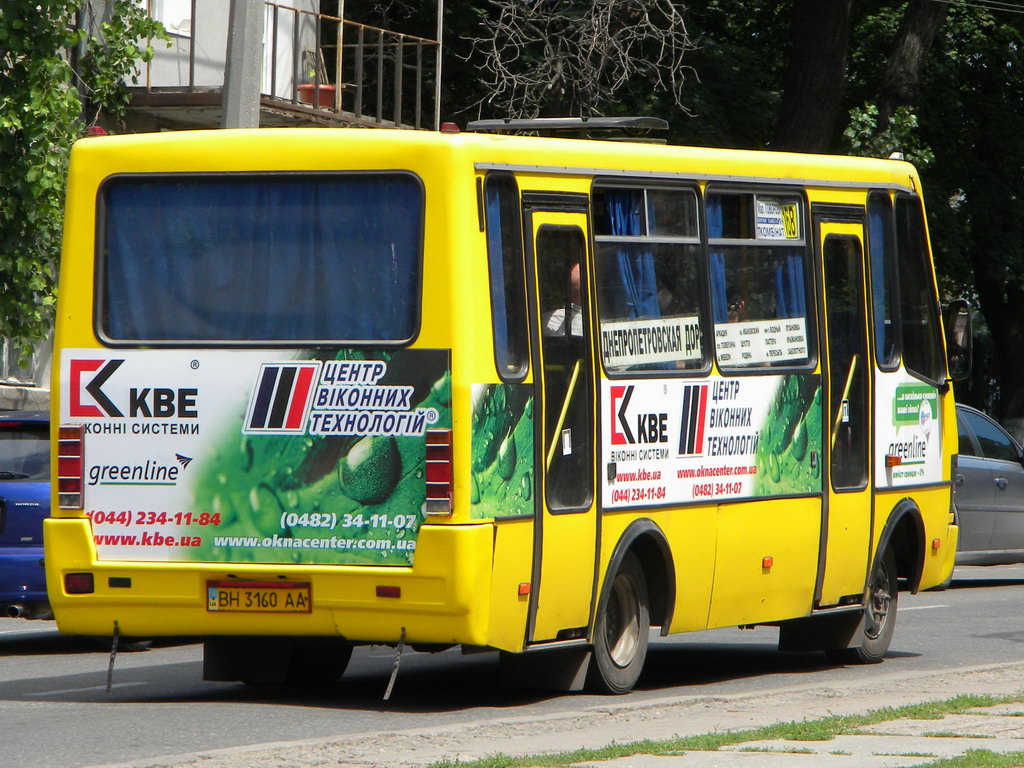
0 424 49 481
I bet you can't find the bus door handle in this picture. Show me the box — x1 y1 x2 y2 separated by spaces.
830 354 859 451
995 476 1009 491
546 359 581 470
955 473 965 487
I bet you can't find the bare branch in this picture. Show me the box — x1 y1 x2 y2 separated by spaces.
462 0 696 119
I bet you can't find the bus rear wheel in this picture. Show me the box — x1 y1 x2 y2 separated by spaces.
587 552 649 694
827 547 898 665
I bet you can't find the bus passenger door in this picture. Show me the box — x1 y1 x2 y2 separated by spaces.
523 198 598 643
817 218 873 605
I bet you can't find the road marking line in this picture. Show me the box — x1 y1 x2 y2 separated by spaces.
0 628 56 635
900 604 948 611
28 682 147 696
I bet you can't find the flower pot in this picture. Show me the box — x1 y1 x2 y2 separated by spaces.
297 84 337 108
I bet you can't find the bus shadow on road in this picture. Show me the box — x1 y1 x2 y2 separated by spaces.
638 640 917 690
0 636 921 713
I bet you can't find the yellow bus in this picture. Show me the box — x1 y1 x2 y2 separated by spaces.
46 121 970 693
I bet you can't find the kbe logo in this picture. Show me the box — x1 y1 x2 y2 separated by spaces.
610 385 668 445
69 359 198 418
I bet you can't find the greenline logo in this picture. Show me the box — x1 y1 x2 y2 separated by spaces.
87 456 192 486
892 382 937 426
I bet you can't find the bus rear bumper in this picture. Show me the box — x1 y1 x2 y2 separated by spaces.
44 518 493 645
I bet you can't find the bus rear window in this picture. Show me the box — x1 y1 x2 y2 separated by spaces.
100 174 423 343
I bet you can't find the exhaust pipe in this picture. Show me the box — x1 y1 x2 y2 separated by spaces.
5 604 25 618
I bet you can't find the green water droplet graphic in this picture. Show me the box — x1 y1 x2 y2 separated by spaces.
791 419 808 461
496 430 517 480
338 435 400 504
239 437 254 472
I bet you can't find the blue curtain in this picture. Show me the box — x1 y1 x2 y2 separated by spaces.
103 176 422 341
774 251 806 318
485 182 510 359
868 198 894 359
707 196 729 323
707 195 805 321
603 190 659 318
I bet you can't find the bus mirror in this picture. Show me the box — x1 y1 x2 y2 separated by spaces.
945 299 972 382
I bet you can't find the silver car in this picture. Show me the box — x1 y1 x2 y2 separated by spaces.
953 403 1024 569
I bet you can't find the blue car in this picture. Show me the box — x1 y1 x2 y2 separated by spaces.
0 411 50 619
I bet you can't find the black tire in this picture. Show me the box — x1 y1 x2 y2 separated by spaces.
827 547 898 665
587 552 649 694
238 639 353 687
285 642 353 687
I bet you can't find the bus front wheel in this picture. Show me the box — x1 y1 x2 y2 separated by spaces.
587 552 649 694
827 547 898 665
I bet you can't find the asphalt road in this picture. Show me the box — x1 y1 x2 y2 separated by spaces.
1 563 1022 768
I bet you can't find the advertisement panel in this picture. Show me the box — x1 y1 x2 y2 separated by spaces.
875 371 943 487
602 374 822 507
61 349 450 565
470 383 535 519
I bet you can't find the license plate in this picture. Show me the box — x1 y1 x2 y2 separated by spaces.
206 581 311 613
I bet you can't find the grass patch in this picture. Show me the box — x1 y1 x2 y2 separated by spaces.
424 693 1024 768
913 750 1024 767
921 731 995 739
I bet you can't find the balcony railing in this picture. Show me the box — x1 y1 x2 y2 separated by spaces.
139 1 441 130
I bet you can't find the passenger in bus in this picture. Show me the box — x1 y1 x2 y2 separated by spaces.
545 262 584 337
727 285 747 322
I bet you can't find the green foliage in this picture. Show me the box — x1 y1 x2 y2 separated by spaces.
913 6 1024 416
0 1 167 361
81 0 169 127
666 0 788 149
0 0 83 360
844 103 935 168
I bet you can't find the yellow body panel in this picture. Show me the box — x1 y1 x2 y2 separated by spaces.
46 518 493 642
707 498 820 628
487 519 535 651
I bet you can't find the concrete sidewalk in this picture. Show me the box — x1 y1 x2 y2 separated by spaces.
579 703 1024 767
93 661 1024 768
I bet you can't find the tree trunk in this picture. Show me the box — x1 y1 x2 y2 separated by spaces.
969 236 1024 442
876 0 949 129
772 0 853 153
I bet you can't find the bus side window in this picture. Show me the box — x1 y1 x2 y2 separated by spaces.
707 191 813 369
592 184 706 374
867 193 899 369
895 195 944 384
484 173 529 380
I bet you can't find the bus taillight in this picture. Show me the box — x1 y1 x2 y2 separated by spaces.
57 424 85 509
425 428 453 516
